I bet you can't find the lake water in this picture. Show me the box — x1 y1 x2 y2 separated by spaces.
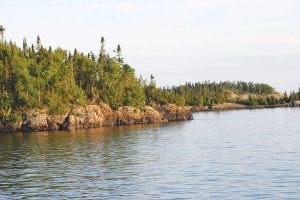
0 107 300 199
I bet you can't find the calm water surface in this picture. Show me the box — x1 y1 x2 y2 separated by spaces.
0 108 300 199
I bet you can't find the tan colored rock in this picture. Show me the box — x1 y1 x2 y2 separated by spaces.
62 104 117 130
116 106 142 125
0 103 193 132
141 106 166 123
115 106 166 125
47 114 68 130
21 109 48 131
293 101 300 106
158 104 193 121
99 103 117 126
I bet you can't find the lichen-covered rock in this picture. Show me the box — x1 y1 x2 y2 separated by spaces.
116 106 142 125
21 110 48 131
62 105 103 130
115 106 166 125
158 104 193 121
61 104 117 130
141 106 166 123
99 103 118 126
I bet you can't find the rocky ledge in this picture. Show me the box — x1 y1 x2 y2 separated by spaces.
0 104 193 132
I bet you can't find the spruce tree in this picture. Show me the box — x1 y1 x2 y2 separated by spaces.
0 25 5 42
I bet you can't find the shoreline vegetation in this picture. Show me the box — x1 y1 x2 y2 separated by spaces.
190 102 300 112
0 27 300 132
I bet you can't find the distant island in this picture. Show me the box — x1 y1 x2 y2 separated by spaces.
0 26 300 132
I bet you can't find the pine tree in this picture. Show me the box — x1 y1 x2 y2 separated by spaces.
36 35 41 52
0 25 5 42
22 38 28 57
116 44 123 65
99 36 105 61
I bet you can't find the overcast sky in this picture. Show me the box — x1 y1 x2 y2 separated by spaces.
1 0 300 91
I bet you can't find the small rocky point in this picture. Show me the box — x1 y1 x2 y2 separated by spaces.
0 104 193 132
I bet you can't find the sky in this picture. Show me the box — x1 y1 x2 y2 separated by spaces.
1 0 300 92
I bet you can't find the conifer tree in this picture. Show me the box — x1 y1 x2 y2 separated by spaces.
116 44 123 65
99 36 105 61
0 25 5 42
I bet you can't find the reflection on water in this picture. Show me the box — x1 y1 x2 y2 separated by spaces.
1 108 300 199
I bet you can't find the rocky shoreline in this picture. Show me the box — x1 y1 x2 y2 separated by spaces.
1 101 299 133
0 104 193 133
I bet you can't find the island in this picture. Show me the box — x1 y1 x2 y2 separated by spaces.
0 27 300 132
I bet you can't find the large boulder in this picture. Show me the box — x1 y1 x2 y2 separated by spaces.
21 109 48 131
47 114 68 130
158 104 193 121
115 106 142 125
115 106 166 125
0 121 22 132
141 106 166 124
99 103 117 126
293 100 300 107
61 104 117 130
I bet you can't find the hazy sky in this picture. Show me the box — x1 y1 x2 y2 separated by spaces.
1 0 300 91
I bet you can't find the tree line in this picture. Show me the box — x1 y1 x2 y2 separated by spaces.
144 80 300 107
0 34 145 116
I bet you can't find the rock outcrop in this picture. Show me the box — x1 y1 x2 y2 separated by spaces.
47 114 68 130
21 109 49 132
293 101 300 107
142 106 167 123
115 106 166 125
0 121 22 133
61 104 117 130
0 103 193 132
158 104 193 121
